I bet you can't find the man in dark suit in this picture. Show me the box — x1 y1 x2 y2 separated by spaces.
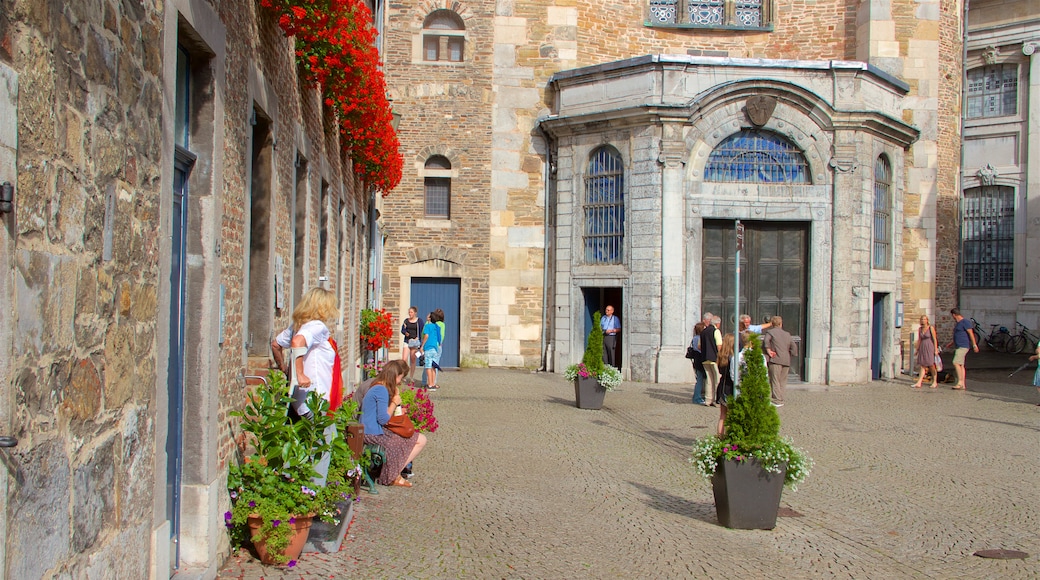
763 315 797 407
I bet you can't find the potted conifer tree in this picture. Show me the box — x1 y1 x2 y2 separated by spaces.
564 311 622 409
690 334 813 529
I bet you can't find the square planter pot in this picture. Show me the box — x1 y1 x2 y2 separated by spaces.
303 500 354 554
711 458 786 529
574 376 606 409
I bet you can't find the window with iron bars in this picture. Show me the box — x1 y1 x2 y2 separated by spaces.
962 185 1014 288
872 155 892 270
584 147 625 265
648 0 773 29
704 130 810 184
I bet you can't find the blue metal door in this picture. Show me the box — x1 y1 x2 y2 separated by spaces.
167 154 191 566
871 293 885 380
410 278 460 367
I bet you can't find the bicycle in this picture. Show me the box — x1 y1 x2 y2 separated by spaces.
970 317 1012 352
1005 322 1040 354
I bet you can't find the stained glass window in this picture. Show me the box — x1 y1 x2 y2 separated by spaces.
966 64 1017 119
704 130 810 183
688 0 724 25
962 186 1014 288
648 0 770 28
872 155 892 270
585 147 625 265
650 0 678 23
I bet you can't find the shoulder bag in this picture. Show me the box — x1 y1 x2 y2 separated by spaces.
384 414 415 438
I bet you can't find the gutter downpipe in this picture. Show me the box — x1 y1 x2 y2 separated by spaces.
536 120 554 372
956 0 969 311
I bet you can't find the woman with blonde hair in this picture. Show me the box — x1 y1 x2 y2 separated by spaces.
271 288 340 417
360 360 428 487
715 333 738 436
913 314 940 389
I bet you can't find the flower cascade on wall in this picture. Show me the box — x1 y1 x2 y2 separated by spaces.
359 308 394 351
260 0 403 194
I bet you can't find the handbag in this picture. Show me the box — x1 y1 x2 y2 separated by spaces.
384 413 415 438
935 356 943 372
685 345 697 359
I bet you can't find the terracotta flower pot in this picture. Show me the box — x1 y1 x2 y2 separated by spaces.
247 513 314 565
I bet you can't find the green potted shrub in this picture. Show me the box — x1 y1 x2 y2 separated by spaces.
689 334 813 529
563 311 622 409
226 370 357 566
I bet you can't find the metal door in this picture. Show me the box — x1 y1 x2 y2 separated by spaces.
410 278 460 367
871 293 885 380
702 220 808 377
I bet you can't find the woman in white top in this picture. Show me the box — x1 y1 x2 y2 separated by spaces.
271 288 339 418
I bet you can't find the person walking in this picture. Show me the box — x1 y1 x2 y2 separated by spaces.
601 305 620 368
700 313 722 407
912 314 940 389
690 322 707 405
762 315 796 407
946 308 978 390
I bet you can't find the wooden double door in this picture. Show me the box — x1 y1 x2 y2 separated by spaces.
701 220 808 378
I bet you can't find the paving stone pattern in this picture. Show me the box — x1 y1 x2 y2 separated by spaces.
219 365 1039 579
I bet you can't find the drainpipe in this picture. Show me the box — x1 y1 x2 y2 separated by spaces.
955 0 969 312
536 121 554 372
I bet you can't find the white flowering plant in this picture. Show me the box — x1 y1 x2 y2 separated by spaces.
689 334 813 490
564 310 623 391
563 362 622 391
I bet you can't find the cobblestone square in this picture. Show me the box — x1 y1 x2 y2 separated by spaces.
220 364 1039 579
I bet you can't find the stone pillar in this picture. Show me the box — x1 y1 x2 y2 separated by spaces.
1018 41 1040 322
827 139 859 383
656 121 694 383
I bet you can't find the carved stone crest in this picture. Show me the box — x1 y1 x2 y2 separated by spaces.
982 46 1000 65
976 163 999 186
745 96 777 127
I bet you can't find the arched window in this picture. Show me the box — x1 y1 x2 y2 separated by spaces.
962 185 1014 288
704 130 810 183
584 146 625 265
872 155 892 269
423 10 465 62
966 64 1018 119
424 155 451 218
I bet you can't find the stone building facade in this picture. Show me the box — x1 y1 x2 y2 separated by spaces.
0 0 376 577
953 1 1040 336
380 1 962 383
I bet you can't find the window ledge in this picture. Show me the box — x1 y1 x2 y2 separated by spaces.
417 218 452 228
644 21 773 32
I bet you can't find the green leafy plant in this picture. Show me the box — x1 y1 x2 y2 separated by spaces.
689 334 813 489
226 370 360 565
563 311 622 391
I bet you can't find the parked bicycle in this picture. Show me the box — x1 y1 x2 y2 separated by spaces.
1005 322 1040 354
970 317 1012 352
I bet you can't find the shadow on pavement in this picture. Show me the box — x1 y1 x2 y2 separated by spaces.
645 387 692 405
627 481 717 523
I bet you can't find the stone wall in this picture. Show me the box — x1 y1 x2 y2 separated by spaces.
1 0 373 576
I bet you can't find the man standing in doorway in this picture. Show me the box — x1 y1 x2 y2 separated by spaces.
601 305 620 368
947 308 979 390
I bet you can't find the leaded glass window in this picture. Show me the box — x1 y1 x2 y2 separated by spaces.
704 130 810 183
962 185 1014 288
689 0 724 25
584 147 625 265
647 0 771 28
649 0 678 24
872 155 892 270
966 64 1018 119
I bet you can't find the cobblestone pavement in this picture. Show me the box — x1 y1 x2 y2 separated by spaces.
218 362 1039 579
